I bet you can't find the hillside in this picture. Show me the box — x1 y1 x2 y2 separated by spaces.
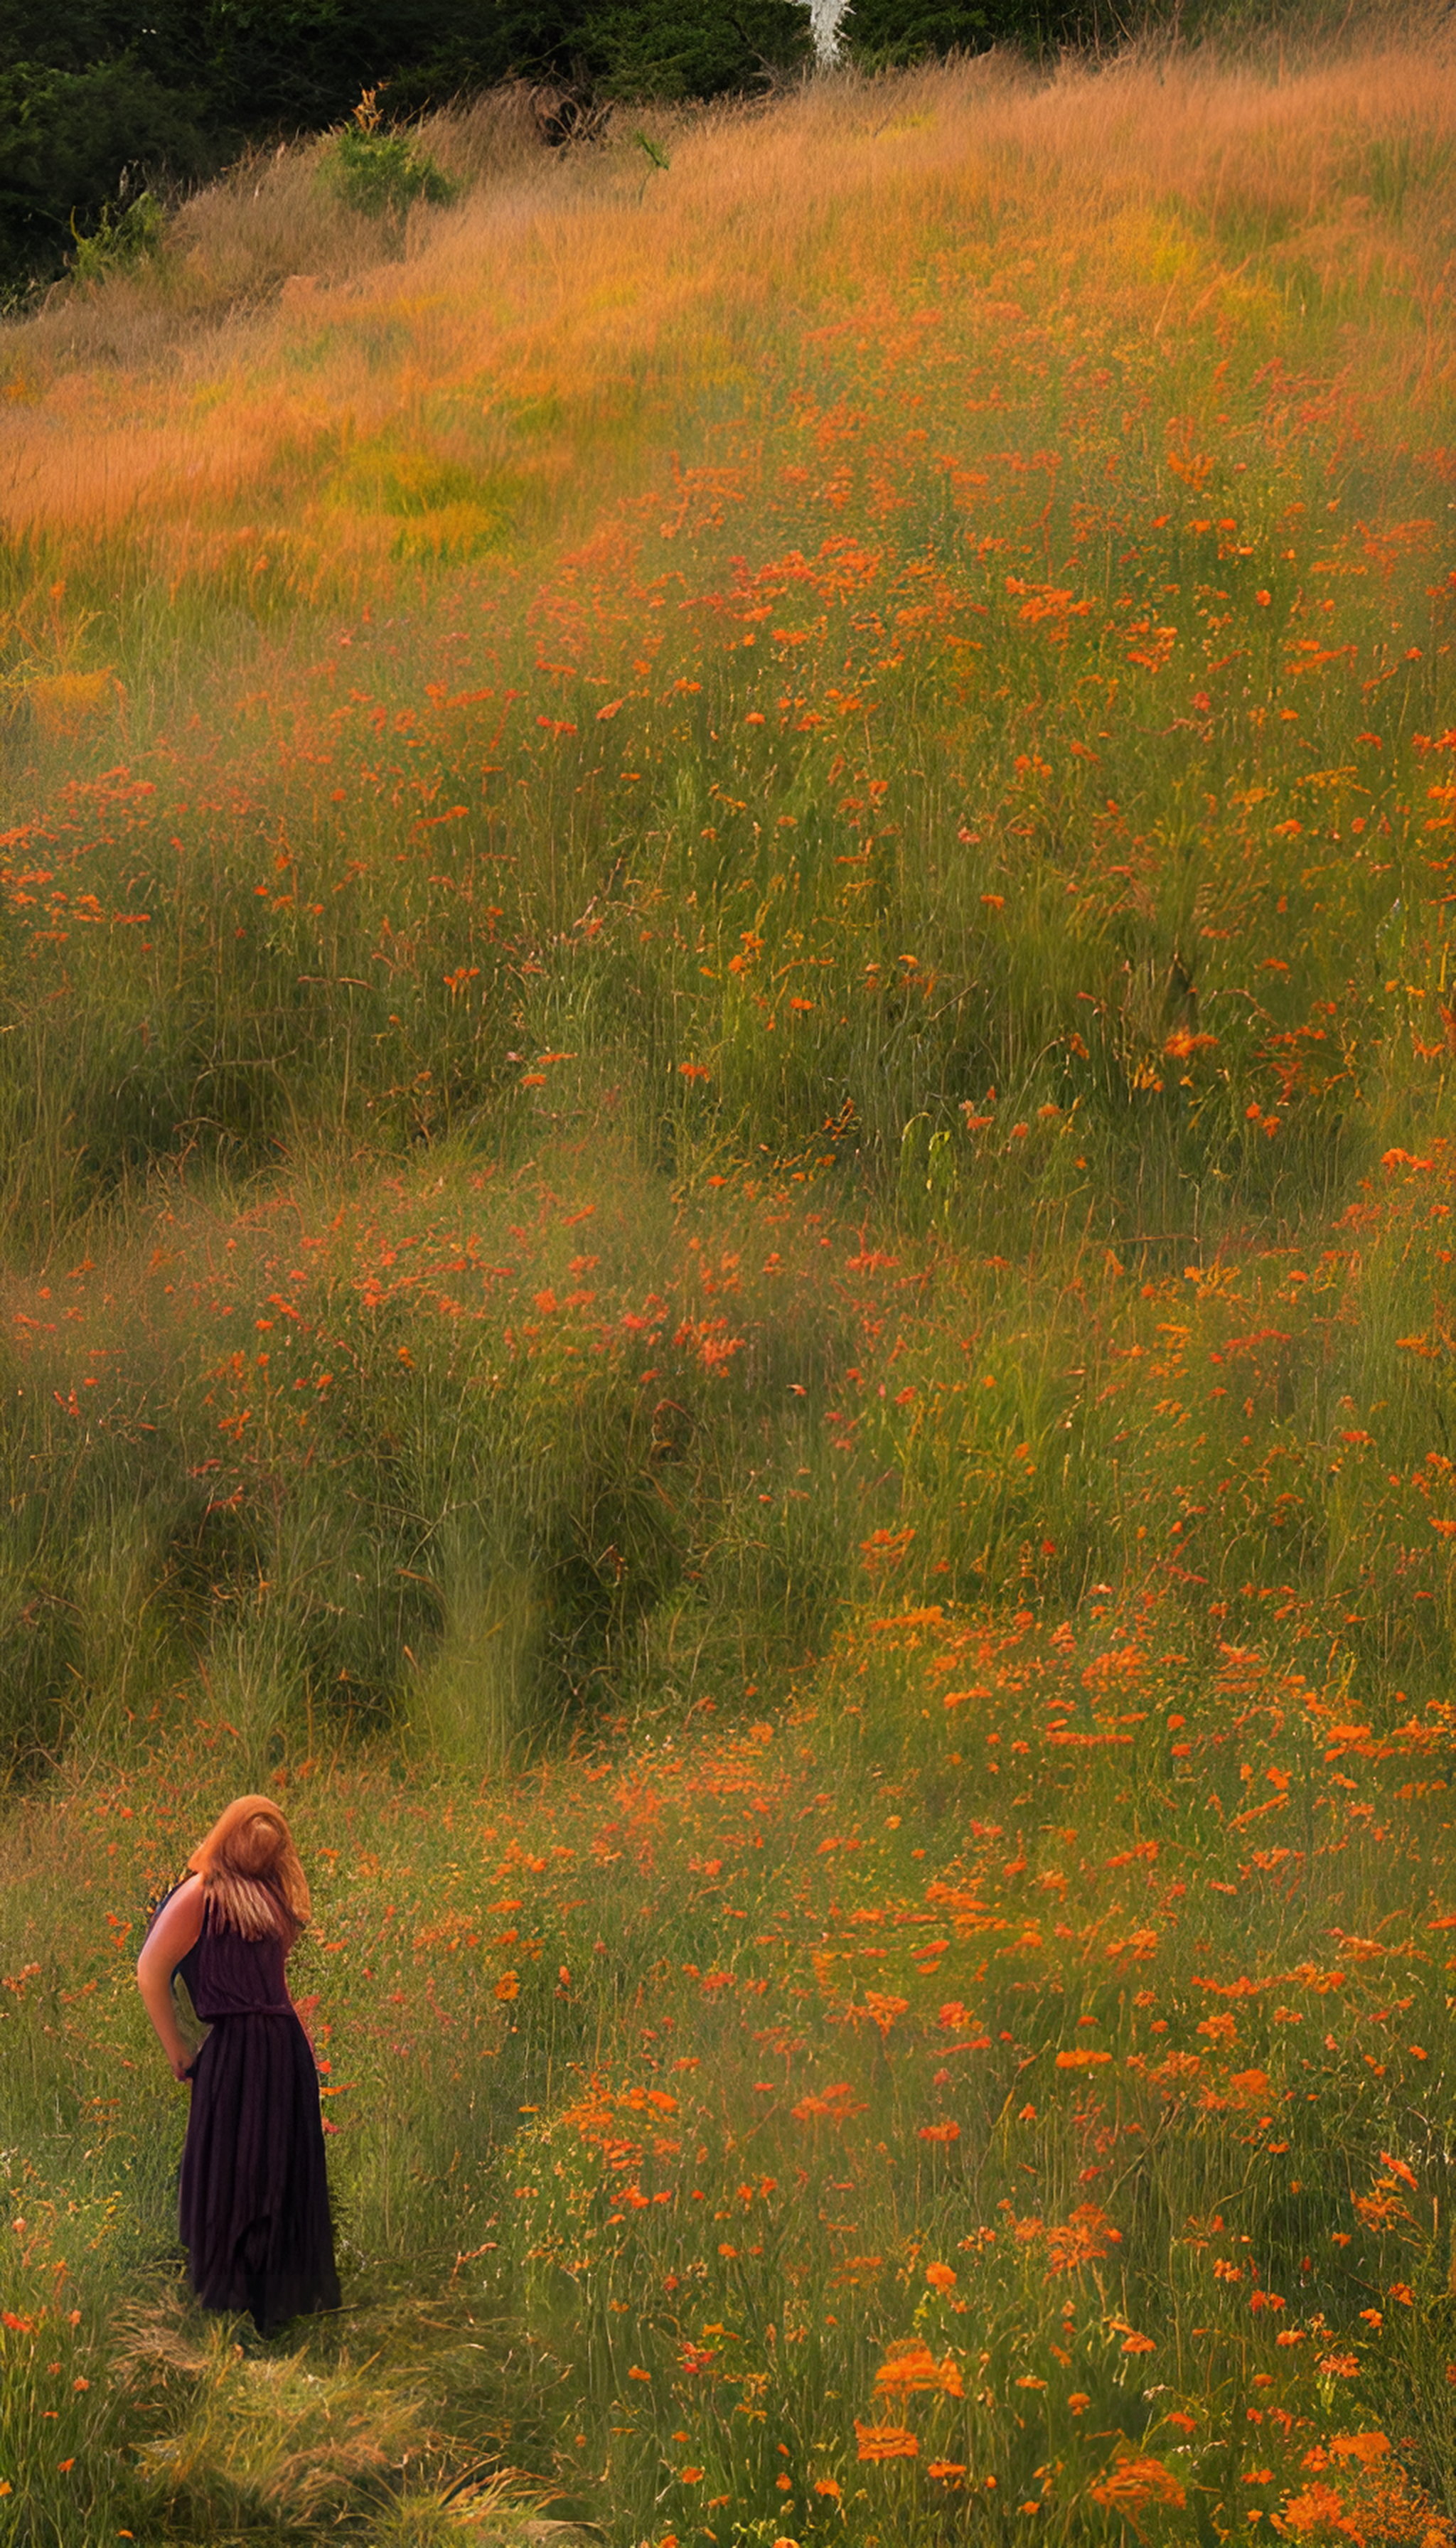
4 36 1456 2546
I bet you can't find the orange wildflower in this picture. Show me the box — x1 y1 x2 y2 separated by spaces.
1279 2482 1354 2537
791 2080 864 2123
1089 2453 1187 2522
1045 2205 1121 2274
1329 2434 1390 2466
874 2340 963 2400
1228 2067 1271 2100
862 1992 909 2035
855 2424 919 2463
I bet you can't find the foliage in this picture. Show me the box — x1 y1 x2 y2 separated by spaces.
579 0 810 100
845 0 1011 65
69 188 167 284
0 60 207 297
322 102 459 223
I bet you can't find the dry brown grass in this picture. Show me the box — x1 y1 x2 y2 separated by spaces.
2 85 550 378
167 86 549 304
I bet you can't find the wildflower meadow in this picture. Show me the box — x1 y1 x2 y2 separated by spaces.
4 25 1456 2544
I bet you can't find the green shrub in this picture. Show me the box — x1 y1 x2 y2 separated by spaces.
69 188 166 284
322 99 459 222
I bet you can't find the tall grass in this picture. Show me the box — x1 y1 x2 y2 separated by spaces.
2 36 1456 1752
4 27 1456 2545
4 1630 1456 2541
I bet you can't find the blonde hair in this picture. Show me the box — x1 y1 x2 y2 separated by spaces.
187 1794 311 1941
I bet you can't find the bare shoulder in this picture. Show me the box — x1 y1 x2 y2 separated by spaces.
137 1872 205 1969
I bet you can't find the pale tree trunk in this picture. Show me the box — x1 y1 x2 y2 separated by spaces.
801 0 852 66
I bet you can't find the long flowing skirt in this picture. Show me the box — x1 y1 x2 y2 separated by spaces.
178 2013 340 2335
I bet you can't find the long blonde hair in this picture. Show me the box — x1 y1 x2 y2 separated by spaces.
187 1794 311 1941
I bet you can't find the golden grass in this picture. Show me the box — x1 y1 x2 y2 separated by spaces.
4 37 1454 560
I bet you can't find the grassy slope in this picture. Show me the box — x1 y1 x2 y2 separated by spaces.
3 33 1456 2545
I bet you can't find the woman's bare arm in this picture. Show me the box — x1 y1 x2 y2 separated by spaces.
288 1925 320 2053
136 1875 205 2082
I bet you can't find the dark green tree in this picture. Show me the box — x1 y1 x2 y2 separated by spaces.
0 60 209 291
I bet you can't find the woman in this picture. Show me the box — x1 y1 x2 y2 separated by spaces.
136 1793 341 2336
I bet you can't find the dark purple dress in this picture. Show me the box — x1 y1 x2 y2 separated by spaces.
175 1903 340 2335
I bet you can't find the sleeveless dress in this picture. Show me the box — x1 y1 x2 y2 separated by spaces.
175 1902 341 2335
